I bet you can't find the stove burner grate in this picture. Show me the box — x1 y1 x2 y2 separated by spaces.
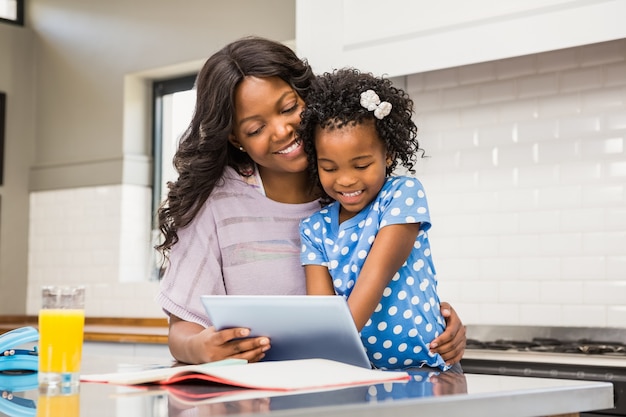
467 337 626 356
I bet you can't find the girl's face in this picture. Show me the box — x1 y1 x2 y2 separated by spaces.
315 119 389 222
230 76 308 176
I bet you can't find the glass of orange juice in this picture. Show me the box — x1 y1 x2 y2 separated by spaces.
38 286 85 393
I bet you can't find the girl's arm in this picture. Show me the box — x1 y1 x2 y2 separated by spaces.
347 223 421 331
305 265 336 295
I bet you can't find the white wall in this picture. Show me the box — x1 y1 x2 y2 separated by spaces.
409 39 626 327
27 185 159 317
0 23 35 314
0 0 296 315
27 0 296 190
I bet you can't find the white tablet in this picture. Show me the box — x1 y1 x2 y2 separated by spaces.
200 295 372 369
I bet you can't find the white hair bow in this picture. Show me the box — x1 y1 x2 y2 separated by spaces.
360 90 392 120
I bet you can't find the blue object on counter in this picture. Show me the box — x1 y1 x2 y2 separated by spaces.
0 372 37 417
0 327 39 416
0 327 39 373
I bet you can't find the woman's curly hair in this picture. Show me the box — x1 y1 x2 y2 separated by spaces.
156 37 315 258
298 68 421 204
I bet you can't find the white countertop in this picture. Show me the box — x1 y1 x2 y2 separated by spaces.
48 355 622 416
1 354 613 417
373 374 613 417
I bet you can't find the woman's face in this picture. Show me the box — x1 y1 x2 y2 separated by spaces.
230 76 308 176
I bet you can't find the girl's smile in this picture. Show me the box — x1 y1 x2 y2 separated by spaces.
340 190 363 198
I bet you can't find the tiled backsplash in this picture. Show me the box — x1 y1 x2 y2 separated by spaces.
409 39 626 327
26 39 626 326
26 185 163 317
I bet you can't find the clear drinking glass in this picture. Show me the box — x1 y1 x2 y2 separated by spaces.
38 286 85 393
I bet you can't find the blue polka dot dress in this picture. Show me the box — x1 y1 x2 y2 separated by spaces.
300 176 449 371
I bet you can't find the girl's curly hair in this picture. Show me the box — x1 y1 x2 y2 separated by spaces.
298 68 421 204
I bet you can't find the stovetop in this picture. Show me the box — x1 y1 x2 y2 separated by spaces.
467 337 626 355
462 326 626 416
463 325 626 368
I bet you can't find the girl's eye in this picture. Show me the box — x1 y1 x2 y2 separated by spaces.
320 167 336 173
355 164 371 170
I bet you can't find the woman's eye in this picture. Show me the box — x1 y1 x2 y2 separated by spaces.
282 103 298 114
247 126 263 137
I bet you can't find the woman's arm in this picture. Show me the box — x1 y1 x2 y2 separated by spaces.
167 315 271 364
347 223 421 331
430 303 467 365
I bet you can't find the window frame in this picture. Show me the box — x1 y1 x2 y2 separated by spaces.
0 0 24 26
0 92 5 185
151 74 197 226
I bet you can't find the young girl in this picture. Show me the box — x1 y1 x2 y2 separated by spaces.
156 37 466 366
299 68 450 371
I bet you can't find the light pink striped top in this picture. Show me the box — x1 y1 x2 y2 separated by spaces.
156 166 321 328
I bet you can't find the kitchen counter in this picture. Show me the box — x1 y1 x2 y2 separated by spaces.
0 316 168 344
0 354 613 417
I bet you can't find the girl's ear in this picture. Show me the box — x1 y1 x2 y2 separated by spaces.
386 153 394 167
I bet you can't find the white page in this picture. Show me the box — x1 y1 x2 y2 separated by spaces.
81 358 409 391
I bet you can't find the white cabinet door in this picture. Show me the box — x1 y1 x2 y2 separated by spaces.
296 0 626 76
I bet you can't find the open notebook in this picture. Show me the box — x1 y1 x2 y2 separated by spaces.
80 358 409 391
200 295 372 368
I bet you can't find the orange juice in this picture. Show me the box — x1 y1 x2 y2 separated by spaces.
37 393 80 417
38 309 85 373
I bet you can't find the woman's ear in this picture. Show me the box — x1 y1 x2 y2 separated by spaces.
228 134 245 152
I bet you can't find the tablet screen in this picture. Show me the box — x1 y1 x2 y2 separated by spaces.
200 295 371 368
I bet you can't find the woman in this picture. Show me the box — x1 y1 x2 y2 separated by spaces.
156 36 466 365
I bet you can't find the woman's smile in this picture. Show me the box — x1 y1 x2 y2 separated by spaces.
275 139 302 155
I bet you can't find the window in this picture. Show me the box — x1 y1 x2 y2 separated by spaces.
152 75 197 226
0 92 5 185
0 0 24 26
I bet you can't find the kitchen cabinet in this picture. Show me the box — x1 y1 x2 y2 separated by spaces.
296 0 626 76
